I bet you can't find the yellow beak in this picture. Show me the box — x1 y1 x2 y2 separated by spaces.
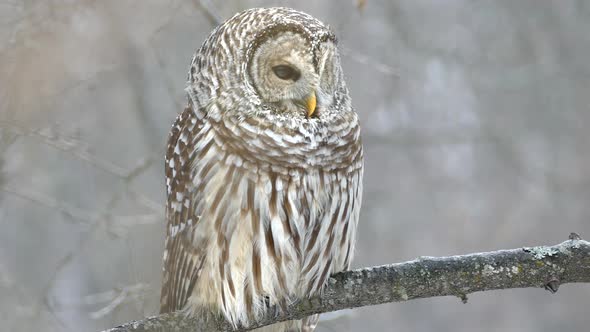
306 92 317 118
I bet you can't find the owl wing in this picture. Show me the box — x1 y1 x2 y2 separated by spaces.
160 101 206 313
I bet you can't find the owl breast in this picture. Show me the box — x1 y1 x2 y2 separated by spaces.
170 105 362 325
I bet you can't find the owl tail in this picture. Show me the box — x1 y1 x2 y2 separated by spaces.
301 314 320 331
251 314 319 332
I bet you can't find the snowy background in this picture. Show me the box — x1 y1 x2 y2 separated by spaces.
1 1 589 331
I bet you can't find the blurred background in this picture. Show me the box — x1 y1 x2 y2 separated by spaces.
1 0 590 331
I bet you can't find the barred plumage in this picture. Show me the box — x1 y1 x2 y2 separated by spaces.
160 8 363 332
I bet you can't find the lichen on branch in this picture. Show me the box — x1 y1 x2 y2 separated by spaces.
103 238 590 332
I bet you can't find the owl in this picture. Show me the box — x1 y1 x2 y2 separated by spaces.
160 7 363 332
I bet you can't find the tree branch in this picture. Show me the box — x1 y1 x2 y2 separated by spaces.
102 237 590 332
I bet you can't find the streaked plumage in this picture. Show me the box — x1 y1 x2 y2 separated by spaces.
160 7 363 332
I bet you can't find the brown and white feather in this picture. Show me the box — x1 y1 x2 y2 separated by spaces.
160 7 363 332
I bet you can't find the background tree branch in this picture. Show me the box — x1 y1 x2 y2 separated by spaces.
103 237 590 332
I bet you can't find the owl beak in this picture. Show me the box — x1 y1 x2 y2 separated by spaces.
305 92 317 118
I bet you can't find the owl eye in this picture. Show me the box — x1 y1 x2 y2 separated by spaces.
272 65 301 81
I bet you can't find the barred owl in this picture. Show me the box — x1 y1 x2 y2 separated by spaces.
160 7 363 332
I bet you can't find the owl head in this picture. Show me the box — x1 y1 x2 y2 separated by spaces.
187 7 353 129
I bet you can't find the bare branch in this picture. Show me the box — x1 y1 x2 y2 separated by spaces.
102 238 590 332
